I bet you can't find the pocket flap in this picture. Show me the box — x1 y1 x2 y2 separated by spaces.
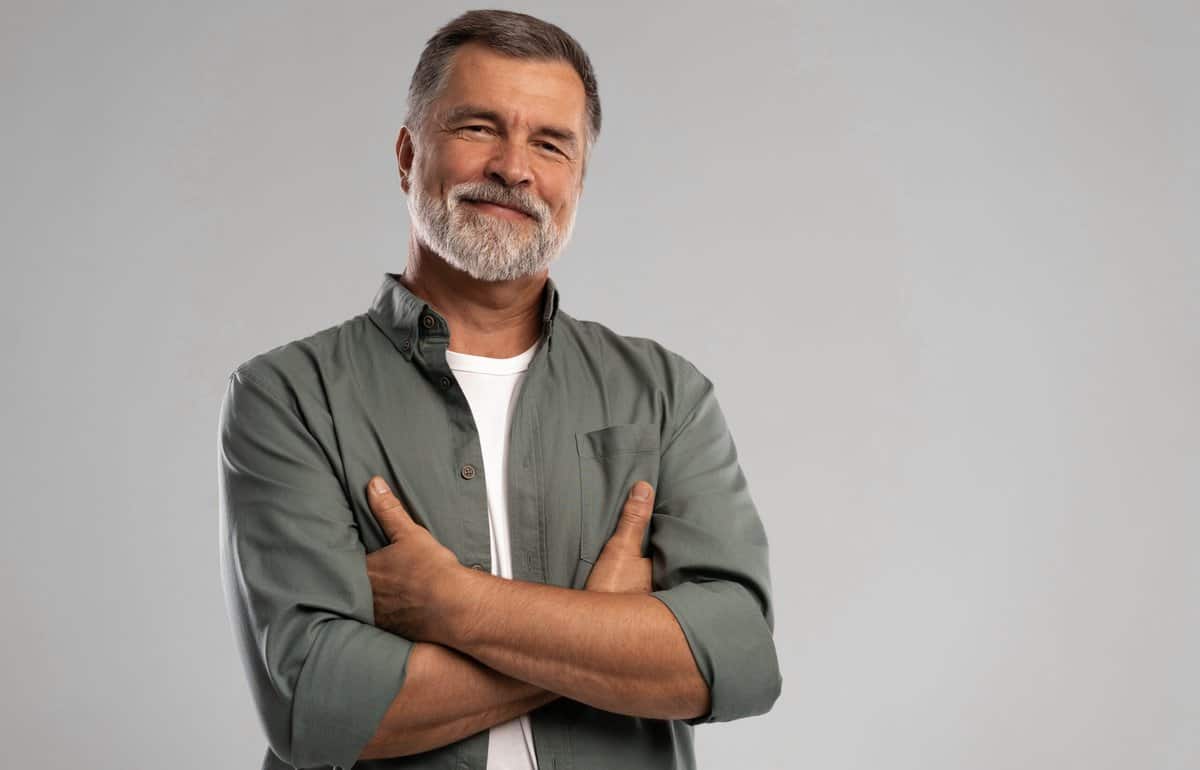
575 423 660 459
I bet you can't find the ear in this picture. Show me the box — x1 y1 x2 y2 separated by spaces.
577 152 589 193
396 125 415 193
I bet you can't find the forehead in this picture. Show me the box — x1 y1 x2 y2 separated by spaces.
433 42 586 133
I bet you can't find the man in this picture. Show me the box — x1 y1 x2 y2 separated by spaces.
218 10 781 770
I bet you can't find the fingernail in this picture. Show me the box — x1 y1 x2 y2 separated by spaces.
631 482 650 501
372 477 389 494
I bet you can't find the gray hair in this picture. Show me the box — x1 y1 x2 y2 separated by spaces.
404 9 602 163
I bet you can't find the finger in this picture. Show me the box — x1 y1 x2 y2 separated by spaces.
609 481 654 554
367 475 413 542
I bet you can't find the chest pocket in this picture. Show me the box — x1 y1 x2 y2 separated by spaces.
571 423 661 589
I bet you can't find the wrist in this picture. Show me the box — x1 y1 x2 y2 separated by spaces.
436 562 490 649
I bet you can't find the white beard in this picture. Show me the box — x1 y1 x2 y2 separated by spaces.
407 177 578 282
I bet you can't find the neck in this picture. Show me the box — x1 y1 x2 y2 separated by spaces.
400 238 547 357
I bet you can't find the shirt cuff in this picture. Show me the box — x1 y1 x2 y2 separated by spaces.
290 618 416 769
650 580 782 725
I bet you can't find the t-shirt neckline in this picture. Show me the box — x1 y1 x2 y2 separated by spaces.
444 339 540 375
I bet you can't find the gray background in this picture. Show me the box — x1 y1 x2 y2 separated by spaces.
2 1 1196 768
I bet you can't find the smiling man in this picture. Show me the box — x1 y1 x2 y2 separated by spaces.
218 10 781 770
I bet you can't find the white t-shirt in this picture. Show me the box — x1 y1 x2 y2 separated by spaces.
444 338 541 770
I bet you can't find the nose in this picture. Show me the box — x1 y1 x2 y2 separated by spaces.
483 136 533 189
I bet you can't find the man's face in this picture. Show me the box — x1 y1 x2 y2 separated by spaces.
399 42 588 282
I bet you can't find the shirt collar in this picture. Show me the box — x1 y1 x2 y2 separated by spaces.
367 271 561 361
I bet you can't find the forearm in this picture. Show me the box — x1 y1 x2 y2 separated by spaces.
359 640 559 760
443 571 710 720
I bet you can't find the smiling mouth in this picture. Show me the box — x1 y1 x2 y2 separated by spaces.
462 198 534 220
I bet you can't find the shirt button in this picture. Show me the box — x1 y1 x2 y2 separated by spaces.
439 375 452 389
460 463 476 480
421 314 436 329
400 338 411 352
471 563 485 571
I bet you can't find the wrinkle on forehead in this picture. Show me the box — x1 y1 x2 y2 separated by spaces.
434 43 587 143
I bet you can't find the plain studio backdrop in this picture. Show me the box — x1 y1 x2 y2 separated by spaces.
2 1 1196 768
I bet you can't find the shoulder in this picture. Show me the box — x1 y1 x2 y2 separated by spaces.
555 310 714 411
563 309 705 371
226 313 374 405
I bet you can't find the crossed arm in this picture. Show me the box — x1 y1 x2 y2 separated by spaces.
360 593 706 758
359 642 557 759
218 366 779 768
358 478 710 760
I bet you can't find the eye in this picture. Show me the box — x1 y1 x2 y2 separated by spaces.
459 125 494 135
537 141 564 155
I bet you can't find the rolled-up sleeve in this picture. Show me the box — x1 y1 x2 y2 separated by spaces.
217 367 415 768
648 361 782 725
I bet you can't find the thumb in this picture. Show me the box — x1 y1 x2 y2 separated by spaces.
609 481 654 554
367 475 413 542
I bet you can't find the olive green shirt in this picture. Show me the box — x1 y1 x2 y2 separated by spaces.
217 272 781 770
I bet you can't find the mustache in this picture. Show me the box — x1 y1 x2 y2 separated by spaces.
453 184 542 221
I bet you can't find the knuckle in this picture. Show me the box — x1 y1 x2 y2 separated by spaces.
379 497 407 517
623 501 649 522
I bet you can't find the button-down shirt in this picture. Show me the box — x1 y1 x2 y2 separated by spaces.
217 272 782 770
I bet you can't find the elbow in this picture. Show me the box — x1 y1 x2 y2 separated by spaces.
263 725 297 770
223 606 305 767
229 611 412 769
767 664 783 712
650 579 783 724
708 632 783 723
687 679 713 723
751 639 784 717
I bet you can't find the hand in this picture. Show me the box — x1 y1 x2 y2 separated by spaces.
364 476 466 644
585 481 655 594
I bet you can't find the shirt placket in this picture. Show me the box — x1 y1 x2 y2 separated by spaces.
412 307 493 574
404 285 570 770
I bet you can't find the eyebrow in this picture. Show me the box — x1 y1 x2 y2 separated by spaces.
441 103 580 152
